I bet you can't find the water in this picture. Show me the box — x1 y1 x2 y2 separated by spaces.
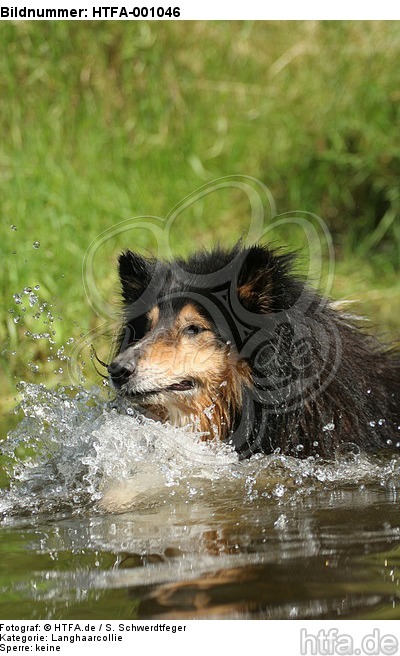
1 382 400 619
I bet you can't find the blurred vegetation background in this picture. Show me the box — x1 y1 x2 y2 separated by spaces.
1 20 399 421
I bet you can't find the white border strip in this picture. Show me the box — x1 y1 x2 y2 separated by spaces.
0 2 399 20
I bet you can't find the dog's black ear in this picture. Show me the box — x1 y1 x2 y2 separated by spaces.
118 250 155 303
237 245 294 312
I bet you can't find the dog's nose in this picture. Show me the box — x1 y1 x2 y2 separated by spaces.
107 360 135 387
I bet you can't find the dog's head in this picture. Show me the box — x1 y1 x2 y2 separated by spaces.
107 245 298 435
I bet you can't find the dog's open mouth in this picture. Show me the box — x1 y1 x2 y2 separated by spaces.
166 380 194 392
128 379 196 399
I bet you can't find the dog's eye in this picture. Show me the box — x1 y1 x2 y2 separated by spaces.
183 324 204 336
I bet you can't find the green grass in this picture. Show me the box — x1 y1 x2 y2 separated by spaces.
1 21 400 421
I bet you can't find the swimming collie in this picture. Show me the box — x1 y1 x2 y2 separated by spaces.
107 243 400 459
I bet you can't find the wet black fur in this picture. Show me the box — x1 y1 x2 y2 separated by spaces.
115 243 400 459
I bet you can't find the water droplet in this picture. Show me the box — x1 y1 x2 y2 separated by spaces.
10 224 17 231
32 241 40 249
34 284 40 291
13 293 22 304
322 422 335 432
313 440 319 447
296 444 304 452
273 484 285 498
203 404 215 420
378 419 385 426
335 442 360 462
274 514 287 529
13 316 20 324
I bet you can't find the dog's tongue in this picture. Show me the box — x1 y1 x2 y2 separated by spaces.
167 381 193 391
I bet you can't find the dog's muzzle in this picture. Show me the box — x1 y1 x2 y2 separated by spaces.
107 359 135 389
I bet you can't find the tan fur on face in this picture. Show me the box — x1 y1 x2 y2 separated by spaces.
135 304 252 440
142 304 220 380
148 305 160 329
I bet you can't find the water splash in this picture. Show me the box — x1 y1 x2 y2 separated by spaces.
0 383 239 516
2 383 400 519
